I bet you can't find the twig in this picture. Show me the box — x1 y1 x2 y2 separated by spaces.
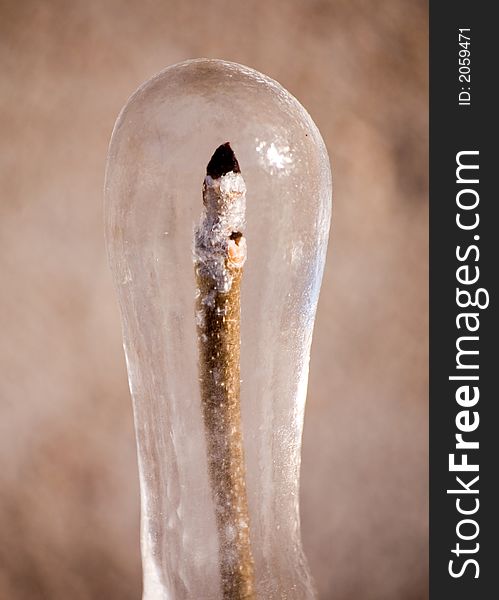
194 143 255 599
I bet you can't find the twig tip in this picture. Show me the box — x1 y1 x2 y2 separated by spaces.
207 142 241 179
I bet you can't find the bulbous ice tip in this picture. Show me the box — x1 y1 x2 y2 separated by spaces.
206 142 241 179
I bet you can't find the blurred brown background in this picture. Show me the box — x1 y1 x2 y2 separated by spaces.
0 0 428 598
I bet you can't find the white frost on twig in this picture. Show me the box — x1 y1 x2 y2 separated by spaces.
194 171 247 293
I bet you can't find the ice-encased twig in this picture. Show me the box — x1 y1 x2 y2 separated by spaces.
194 143 255 599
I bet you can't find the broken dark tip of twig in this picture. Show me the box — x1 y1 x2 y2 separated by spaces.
207 142 241 179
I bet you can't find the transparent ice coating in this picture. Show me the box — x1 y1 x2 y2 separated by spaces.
104 59 332 599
